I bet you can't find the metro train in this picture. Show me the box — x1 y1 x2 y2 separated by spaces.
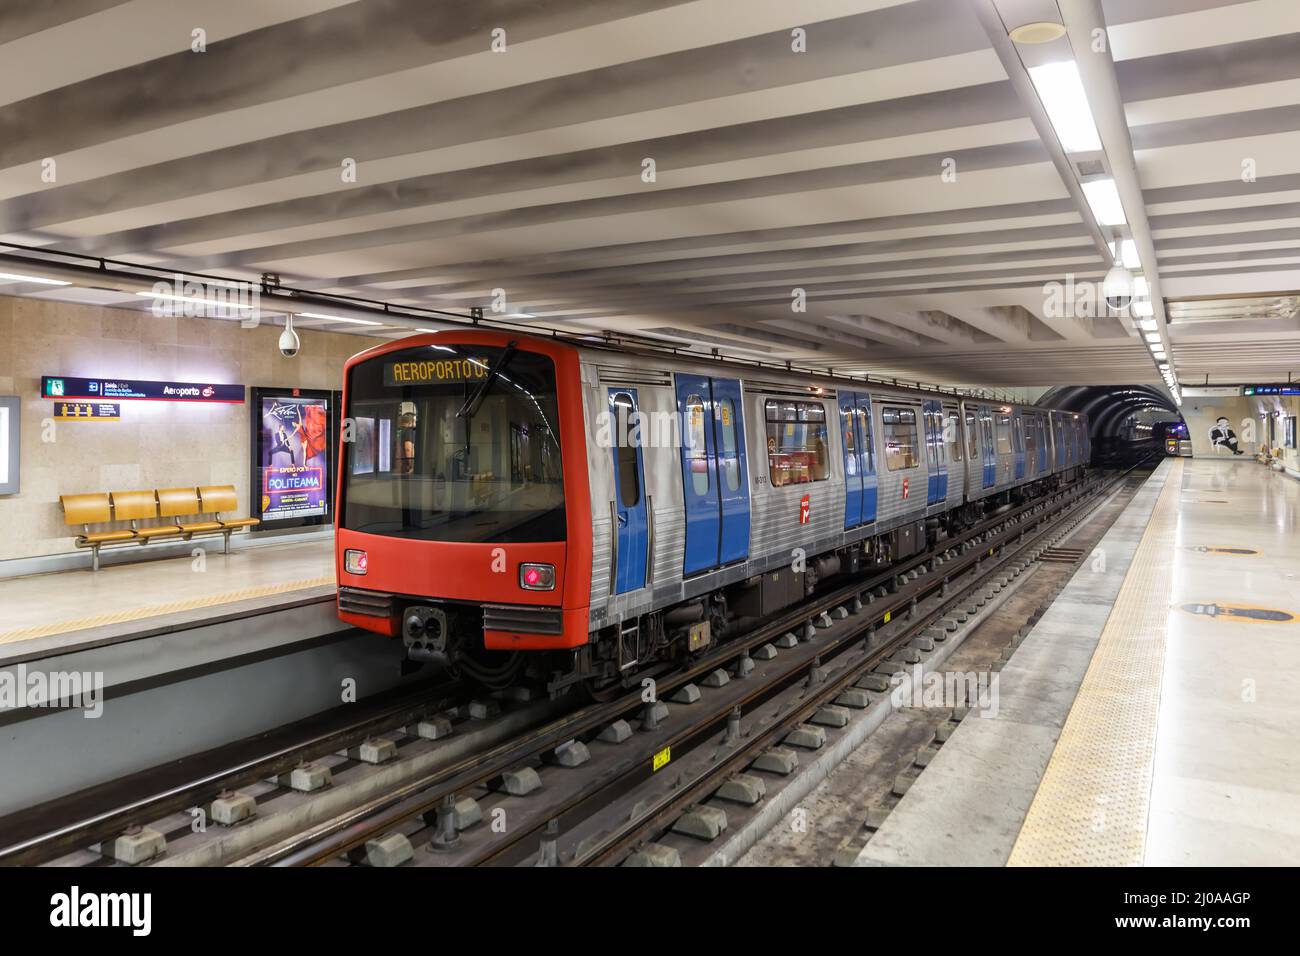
334 330 1089 693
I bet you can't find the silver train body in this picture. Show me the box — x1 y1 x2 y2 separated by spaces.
578 348 1088 650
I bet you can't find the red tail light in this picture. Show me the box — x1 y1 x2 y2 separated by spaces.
519 563 555 591
344 549 369 575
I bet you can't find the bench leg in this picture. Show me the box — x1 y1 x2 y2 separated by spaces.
92 544 100 572
223 530 232 555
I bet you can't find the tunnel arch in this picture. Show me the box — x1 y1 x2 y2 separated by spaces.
1038 386 1181 440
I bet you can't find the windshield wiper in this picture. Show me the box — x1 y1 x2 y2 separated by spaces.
456 340 517 421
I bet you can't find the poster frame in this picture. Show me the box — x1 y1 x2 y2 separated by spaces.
248 386 335 530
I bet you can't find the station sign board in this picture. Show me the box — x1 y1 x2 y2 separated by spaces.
1182 386 1241 397
1243 385 1300 396
53 402 121 421
41 376 244 403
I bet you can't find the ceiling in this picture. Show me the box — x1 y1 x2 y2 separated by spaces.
1 0 1299 389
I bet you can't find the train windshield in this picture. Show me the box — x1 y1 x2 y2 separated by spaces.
342 344 566 542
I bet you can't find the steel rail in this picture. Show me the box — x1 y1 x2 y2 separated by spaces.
579 465 1145 865
0 679 465 867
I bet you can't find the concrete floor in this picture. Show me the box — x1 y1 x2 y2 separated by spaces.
0 537 335 649
1146 459 1300 865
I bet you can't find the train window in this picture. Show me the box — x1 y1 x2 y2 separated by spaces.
765 399 829 486
1012 416 1023 453
965 411 977 459
612 392 640 507
995 416 1012 455
860 406 875 474
842 405 857 478
925 408 944 466
882 406 919 471
685 394 710 496
717 398 740 493
1025 416 1037 466
342 345 565 543
945 411 962 462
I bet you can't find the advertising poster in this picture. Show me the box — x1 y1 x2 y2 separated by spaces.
251 389 332 525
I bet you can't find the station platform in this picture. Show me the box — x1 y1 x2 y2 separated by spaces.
0 537 415 817
857 458 1300 867
0 538 335 662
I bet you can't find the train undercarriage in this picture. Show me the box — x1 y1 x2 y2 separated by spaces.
393 472 1074 699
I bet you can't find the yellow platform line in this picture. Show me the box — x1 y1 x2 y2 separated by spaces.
1008 459 1183 866
0 576 335 646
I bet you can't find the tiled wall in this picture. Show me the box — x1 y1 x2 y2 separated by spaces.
0 294 384 561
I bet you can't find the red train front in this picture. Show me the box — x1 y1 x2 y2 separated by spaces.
334 331 593 683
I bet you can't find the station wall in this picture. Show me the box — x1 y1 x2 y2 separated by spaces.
0 295 382 562
1181 396 1264 458
1282 396 1300 478
1182 393 1300 480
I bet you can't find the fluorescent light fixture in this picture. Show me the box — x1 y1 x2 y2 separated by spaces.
1134 276 1149 298
1152 351 1166 360
1082 178 1126 226
1144 332 1161 343
507 312 537 319
1132 300 1154 318
1159 363 1170 371
137 290 253 309
296 311 383 326
0 271 71 286
1027 61 1103 153
1119 239 1141 270
1011 21 1067 44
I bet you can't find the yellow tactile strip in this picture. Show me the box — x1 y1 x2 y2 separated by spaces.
0 576 335 646
1008 459 1182 867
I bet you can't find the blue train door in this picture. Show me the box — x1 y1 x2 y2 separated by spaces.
676 375 750 576
840 392 862 529
710 378 750 566
981 405 996 488
857 394 878 523
839 391 877 528
1036 417 1048 473
1012 410 1025 480
922 399 947 504
608 388 648 594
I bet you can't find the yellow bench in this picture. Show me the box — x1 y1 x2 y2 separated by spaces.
60 485 260 571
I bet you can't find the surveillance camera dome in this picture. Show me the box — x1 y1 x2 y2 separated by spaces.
279 316 300 358
1103 264 1134 311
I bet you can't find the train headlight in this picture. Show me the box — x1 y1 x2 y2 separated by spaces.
519 563 555 591
344 549 369 575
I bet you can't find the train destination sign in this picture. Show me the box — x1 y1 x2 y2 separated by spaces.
41 376 245 404
383 357 490 386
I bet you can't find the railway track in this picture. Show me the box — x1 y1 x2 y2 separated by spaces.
0 677 484 866
734 465 1153 867
228 466 1140 868
4 464 1149 869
